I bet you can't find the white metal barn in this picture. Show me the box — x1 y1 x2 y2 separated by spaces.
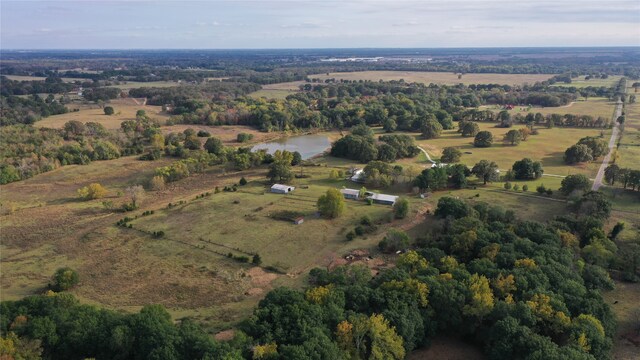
270 184 295 194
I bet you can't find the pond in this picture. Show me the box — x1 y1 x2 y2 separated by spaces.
251 134 331 160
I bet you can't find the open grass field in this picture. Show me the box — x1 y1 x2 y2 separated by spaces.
551 75 623 89
479 97 618 119
603 281 640 360
389 123 604 177
3 74 86 82
35 98 170 129
617 100 640 169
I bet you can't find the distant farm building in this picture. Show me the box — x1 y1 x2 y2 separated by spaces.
340 188 360 200
367 193 399 206
270 184 295 194
293 217 304 225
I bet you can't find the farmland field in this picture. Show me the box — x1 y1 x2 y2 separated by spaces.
308 71 555 86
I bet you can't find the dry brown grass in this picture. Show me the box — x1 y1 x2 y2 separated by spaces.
35 98 170 129
160 125 281 145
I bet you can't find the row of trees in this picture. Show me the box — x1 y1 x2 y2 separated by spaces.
604 164 640 190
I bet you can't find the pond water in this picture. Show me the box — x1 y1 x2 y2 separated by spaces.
251 134 331 160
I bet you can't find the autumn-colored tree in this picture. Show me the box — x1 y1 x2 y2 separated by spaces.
77 183 108 200
463 274 495 319
515 258 537 269
558 230 579 249
305 285 331 304
480 243 501 261
492 273 516 299
335 320 355 357
439 256 458 273
396 250 429 275
368 314 405 360
382 279 429 307
252 343 277 359
150 133 165 150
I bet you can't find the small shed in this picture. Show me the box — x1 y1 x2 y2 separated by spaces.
340 188 360 200
271 184 295 194
293 217 304 225
367 193 399 206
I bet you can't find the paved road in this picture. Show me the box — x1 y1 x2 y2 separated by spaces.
417 146 436 164
592 100 623 191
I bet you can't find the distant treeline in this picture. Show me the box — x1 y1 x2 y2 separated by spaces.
164 81 608 133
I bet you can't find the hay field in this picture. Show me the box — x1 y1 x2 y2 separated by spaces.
35 98 170 129
309 71 554 86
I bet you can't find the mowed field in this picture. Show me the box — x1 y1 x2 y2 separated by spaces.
392 123 604 177
479 97 617 119
35 98 170 129
309 71 555 86
551 75 623 89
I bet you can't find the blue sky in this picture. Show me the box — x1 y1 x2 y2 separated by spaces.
1 0 639 49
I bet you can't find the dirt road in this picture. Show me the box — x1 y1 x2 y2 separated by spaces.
592 99 623 191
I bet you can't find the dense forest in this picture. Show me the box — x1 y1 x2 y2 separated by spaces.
0 196 622 359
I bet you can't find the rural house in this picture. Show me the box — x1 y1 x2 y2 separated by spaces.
270 184 295 194
340 188 360 200
367 193 398 206
293 217 304 225
350 169 365 183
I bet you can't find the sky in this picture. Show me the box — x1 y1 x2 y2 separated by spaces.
1 0 639 49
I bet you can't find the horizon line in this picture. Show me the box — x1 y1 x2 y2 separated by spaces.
2 45 640 52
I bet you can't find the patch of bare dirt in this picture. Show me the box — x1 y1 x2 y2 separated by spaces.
214 329 236 341
246 266 278 288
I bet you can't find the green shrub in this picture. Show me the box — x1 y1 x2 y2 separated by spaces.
50 267 79 291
